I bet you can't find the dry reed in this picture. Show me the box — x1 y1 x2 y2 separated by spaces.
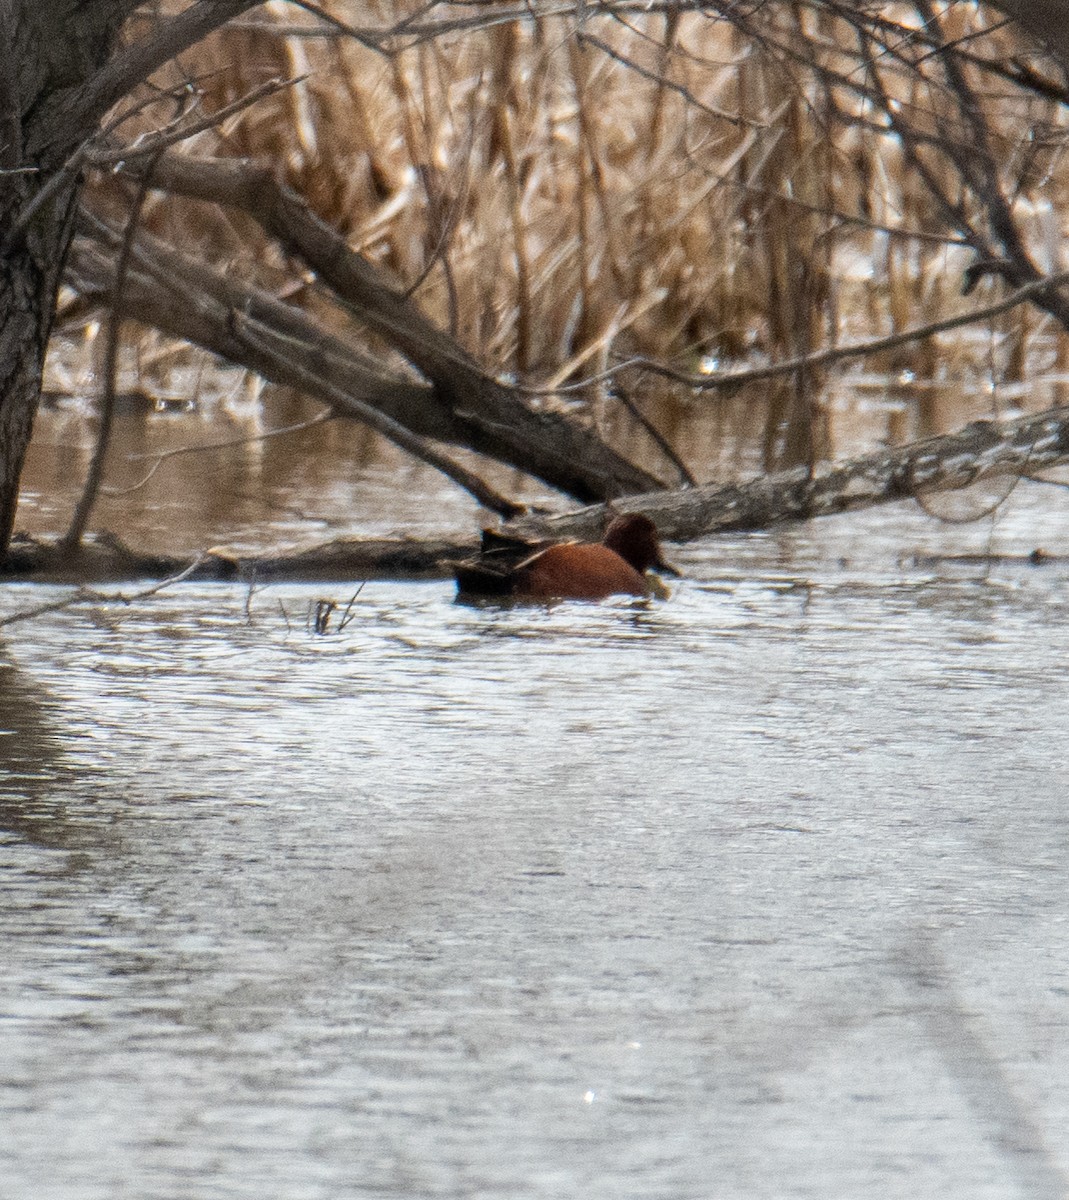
57 0 1069 476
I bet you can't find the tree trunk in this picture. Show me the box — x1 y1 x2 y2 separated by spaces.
0 218 63 553
0 4 133 552
0 1 260 558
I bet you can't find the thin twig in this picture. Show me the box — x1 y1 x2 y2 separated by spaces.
88 77 302 167
0 134 95 252
337 583 367 630
28 0 266 155
244 576 258 624
611 386 696 487
580 32 761 128
105 411 337 496
282 0 391 54
533 268 1069 397
6 77 204 251
0 556 205 628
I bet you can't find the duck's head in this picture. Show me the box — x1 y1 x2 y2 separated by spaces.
602 514 679 576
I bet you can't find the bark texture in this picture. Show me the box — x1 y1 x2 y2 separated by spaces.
0 3 143 550
0 1 260 556
510 405 1069 544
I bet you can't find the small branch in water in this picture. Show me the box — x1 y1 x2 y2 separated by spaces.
610 385 696 487
278 600 293 633
0 556 206 628
242 569 262 624
337 583 367 630
308 584 368 635
312 598 337 634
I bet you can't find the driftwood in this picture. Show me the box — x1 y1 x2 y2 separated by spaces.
8 405 1069 583
504 403 1069 543
71 154 662 505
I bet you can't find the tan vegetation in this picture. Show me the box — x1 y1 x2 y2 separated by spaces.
52 1 1069 500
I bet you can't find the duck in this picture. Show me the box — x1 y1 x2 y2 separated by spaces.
453 512 678 602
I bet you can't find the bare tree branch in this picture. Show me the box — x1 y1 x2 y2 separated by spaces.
110 152 662 500
60 157 161 552
27 0 267 161
88 75 300 167
0 555 206 627
72 213 525 518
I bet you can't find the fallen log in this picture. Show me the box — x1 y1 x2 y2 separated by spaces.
0 533 475 584
76 154 663 503
7 406 1067 583
506 404 1069 543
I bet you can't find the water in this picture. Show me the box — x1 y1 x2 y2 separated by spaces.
2 503 1068 1199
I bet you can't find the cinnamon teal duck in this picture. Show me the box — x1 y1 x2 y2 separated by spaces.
453 513 678 602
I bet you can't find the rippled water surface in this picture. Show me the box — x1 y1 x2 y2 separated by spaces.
3 506 1069 1200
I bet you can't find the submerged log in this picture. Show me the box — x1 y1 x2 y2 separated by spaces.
0 533 475 584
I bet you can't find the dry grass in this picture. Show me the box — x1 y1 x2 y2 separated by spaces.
60 0 1069 475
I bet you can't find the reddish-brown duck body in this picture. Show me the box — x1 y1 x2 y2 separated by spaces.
454 513 677 602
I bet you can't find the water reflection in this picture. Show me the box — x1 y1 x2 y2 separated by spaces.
0 658 97 855
897 933 1067 1200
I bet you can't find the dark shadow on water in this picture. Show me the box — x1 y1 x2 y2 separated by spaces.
0 656 110 856
898 932 1069 1200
